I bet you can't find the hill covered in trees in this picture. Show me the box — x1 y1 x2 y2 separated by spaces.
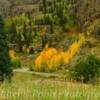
0 0 100 99
73 0 100 36
0 0 99 53
0 0 100 36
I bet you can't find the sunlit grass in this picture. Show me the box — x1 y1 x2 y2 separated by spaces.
0 72 100 100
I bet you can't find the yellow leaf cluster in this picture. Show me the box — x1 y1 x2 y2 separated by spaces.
34 34 85 72
9 49 19 60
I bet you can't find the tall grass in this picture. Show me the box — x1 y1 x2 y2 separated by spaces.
0 73 100 100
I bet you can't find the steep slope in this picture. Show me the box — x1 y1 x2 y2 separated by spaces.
0 0 10 16
73 0 100 35
0 0 38 16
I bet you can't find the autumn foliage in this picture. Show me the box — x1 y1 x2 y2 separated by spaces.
33 34 85 72
9 49 21 68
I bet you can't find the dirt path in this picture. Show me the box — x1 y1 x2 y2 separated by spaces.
14 68 65 79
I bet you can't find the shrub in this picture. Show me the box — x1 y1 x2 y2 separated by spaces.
11 58 21 69
35 19 44 25
9 49 21 68
71 55 100 83
33 34 85 72
0 15 12 82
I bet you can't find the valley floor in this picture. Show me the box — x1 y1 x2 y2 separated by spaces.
0 72 100 100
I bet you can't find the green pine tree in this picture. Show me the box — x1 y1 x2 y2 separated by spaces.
0 15 13 82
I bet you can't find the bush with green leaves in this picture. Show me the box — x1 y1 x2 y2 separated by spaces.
39 0 77 33
71 55 100 83
0 15 12 82
11 58 21 69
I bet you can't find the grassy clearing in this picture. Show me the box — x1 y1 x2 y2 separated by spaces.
0 72 100 100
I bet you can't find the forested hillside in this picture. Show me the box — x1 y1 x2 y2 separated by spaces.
0 0 100 35
0 0 100 99
73 0 100 35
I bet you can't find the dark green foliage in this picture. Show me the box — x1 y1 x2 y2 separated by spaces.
0 15 13 82
69 34 78 44
39 0 76 33
11 59 21 69
35 19 44 25
7 13 34 52
9 22 17 43
41 0 47 14
71 55 100 83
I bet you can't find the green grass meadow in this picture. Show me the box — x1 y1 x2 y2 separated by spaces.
0 72 100 100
